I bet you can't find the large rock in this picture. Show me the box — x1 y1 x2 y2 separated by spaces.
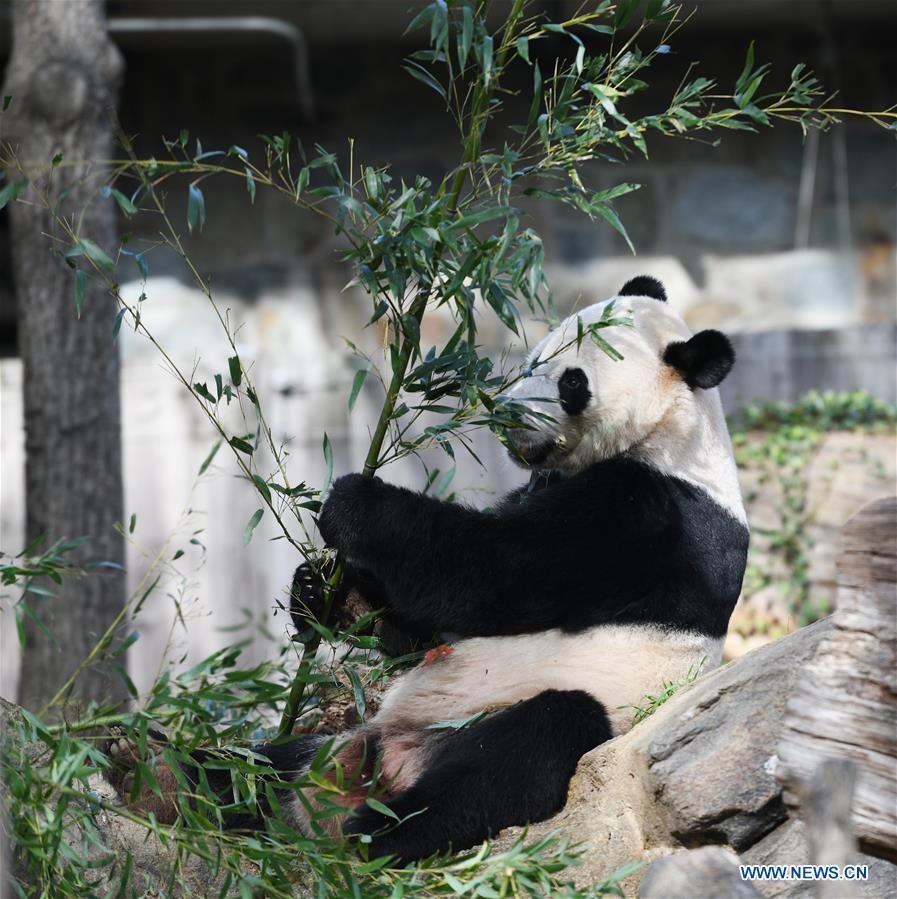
645 619 832 851
494 619 834 891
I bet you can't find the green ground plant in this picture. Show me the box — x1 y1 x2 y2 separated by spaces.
626 658 705 726
3 1 896 895
732 390 896 629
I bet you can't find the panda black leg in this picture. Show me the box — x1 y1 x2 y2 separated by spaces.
343 689 612 864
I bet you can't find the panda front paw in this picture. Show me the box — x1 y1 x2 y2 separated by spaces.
317 473 381 556
289 560 331 634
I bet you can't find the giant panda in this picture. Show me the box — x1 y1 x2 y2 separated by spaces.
107 275 748 864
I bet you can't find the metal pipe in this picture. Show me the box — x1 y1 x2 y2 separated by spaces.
794 127 820 249
108 17 315 121
832 126 852 252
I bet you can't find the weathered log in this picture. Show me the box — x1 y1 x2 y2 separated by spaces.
799 758 860 899
777 496 897 863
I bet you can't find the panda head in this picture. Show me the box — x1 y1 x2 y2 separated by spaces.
505 276 736 476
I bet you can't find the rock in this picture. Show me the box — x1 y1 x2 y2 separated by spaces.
639 846 763 899
646 619 832 851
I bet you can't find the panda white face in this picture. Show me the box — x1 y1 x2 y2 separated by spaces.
505 297 679 472
505 280 742 521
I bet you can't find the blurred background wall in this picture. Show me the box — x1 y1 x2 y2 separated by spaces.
1 0 895 700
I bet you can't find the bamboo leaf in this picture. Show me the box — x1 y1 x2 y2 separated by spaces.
481 34 493 85
322 433 334 493
403 61 446 101
365 797 399 821
74 270 86 319
528 63 542 125
228 355 242 387
100 184 137 216
348 369 368 412
614 0 640 28
135 253 149 280
251 474 272 504
193 382 216 403
187 183 206 233
245 167 256 204
451 206 517 230
229 435 255 454
112 307 127 338
594 202 635 254
78 238 115 273
458 5 473 68
0 176 27 211
197 439 222 475
346 666 367 721
243 509 264 545
363 166 380 200
433 466 455 497
593 182 642 203
736 41 755 95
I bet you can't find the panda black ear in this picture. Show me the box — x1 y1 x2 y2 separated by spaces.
663 330 735 389
619 275 666 302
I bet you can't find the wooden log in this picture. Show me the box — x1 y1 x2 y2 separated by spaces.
777 496 897 862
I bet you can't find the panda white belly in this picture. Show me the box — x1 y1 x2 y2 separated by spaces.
374 624 725 736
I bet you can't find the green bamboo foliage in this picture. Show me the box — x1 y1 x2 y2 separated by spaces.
2 2 895 895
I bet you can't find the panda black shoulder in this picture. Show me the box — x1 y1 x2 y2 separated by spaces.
619 275 667 302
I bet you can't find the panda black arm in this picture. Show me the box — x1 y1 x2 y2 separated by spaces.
317 474 517 635
316 465 673 637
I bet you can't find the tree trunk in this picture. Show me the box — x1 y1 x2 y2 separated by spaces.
2 1 127 711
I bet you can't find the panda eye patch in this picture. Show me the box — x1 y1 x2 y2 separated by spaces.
558 367 590 415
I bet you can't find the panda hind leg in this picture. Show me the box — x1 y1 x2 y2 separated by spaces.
343 689 613 864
